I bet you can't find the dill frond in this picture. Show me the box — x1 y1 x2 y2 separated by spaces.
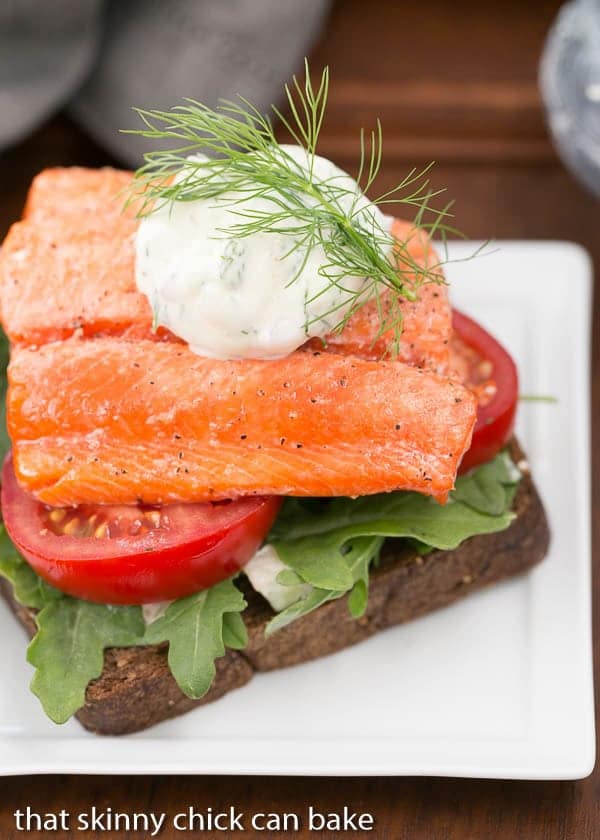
123 59 459 349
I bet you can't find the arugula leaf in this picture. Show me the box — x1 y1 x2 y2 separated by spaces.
265 452 521 633
0 535 248 719
276 568 305 587
452 450 521 515
275 539 353 590
222 610 249 650
0 528 61 610
272 492 515 566
143 579 247 699
28 600 145 724
265 535 383 635
271 455 519 551
266 586 339 636
0 552 60 611
346 536 383 618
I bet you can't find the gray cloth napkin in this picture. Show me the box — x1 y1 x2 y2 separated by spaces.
0 0 330 165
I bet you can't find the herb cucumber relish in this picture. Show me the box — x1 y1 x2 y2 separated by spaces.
135 146 393 359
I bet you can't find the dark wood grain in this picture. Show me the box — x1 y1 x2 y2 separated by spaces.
1 0 599 837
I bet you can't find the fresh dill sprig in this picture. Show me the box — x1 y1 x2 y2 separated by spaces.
123 59 458 347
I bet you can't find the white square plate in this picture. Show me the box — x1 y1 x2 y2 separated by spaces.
0 242 594 778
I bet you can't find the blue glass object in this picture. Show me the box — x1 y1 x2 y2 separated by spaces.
540 0 600 197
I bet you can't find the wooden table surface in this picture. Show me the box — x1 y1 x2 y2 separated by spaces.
0 1 598 837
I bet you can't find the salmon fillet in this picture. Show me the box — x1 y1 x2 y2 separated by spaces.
23 167 134 223
0 217 156 345
1 168 169 345
3 168 467 506
8 337 476 506
0 169 450 371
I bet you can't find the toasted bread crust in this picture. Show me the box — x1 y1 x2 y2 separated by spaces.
0 440 549 735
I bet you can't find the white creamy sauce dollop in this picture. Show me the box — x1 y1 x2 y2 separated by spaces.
135 145 392 359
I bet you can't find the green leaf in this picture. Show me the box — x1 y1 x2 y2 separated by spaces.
27 600 145 724
275 494 514 559
271 452 521 545
222 611 248 650
265 453 521 633
453 450 521 515
345 536 383 618
265 535 383 634
348 580 368 618
0 525 15 558
272 454 519 552
275 538 354 590
276 568 304 587
0 529 248 720
453 465 506 515
144 579 247 699
0 532 61 610
405 538 434 556
265 586 339 636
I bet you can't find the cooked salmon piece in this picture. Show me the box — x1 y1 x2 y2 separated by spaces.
0 217 156 345
311 219 452 373
23 167 134 223
0 169 450 371
8 337 476 507
0 167 165 346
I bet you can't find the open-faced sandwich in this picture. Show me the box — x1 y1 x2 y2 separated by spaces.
0 64 549 734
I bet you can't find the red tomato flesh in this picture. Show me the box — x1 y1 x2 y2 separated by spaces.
451 310 519 473
1 453 281 605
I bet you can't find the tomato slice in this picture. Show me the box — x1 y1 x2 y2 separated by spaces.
451 310 518 473
1 453 281 605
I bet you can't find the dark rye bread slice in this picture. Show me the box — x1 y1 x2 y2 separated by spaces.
0 439 549 735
